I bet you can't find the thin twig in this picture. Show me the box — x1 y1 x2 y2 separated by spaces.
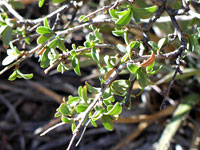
160 67 179 109
52 13 61 31
160 7 187 109
40 122 65 136
0 42 46 75
0 0 24 21
0 1 72 24
75 119 91 147
66 62 127 150
80 0 132 23
0 95 25 150
141 15 195 23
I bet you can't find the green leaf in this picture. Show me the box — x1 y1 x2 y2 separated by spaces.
103 96 115 106
78 86 83 97
76 104 88 113
72 56 81 76
72 44 76 50
57 38 66 51
10 1 25 9
70 50 76 56
137 68 151 88
16 70 33 80
82 85 88 102
146 61 155 72
94 29 103 43
24 38 30 44
2 26 12 46
57 64 64 73
121 53 129 63
51 0 66 3
48 39 58 49
109 9 118 18
54 111 62 118
71 122 76 132
43 17 50 28
111 80 130 96
85 82 100 94
37 33 54 44
61 116 71 123
40 47 50 68
88 33 95 42
101 115 114 131
104 102 122 115
116 8 132 26
133 6 157 19
112 30 125 37
148 41 159 50
149 65 162 75
116 44 127 53
57 63 70 74
8 70 18 81
132 8 141 23
67 96 80 105
39 0 45 7
79 15 89 22
84 41 91 48
127 63 140 75
127 41 140 51
91 120 97 127
59 103 70 115
91 110 104 121
198 27 200 35
36 26 52 35
158 93 200 150
91 47 99 62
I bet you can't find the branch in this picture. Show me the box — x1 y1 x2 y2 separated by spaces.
0 95 25 150
66 59 127 150
65 45 184 149
0 19 114 76
141 15 195 23
0 0 24 21
188 10 200 19
160 7 187 109
79 0 134 22
40 122 65 136
0 0 72 24
0 43 46 75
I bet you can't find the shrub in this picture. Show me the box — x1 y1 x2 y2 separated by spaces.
1 0 200 150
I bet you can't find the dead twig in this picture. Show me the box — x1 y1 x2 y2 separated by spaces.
28 81 63 103
113 106 176 149
0 95 25 150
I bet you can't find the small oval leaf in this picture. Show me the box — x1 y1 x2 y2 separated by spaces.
72 56 81 76
101 115 114 131
8 70 18 81
36 26 52 35
127 63 140 75
104 102 122 115
59 103 70 115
